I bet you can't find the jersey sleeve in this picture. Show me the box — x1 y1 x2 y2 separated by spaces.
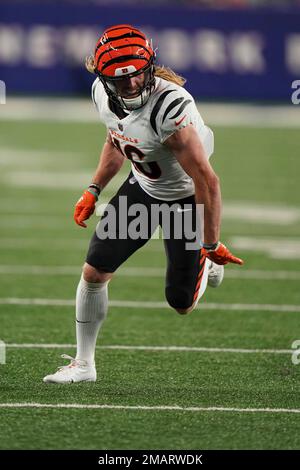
91 78 107 125
91 78 100 108
150 87 205 144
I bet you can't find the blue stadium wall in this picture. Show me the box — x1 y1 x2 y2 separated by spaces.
0 2 299 100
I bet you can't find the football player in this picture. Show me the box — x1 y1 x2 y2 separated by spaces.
44 24 243 384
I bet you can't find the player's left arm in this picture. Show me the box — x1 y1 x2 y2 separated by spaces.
165 124 243 265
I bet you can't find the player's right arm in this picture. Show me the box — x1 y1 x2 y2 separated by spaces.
90 131 125 190
74 131 125 228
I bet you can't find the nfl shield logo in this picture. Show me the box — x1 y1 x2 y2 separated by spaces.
118 123 123 131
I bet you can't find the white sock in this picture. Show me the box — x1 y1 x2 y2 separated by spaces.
75 275 108 365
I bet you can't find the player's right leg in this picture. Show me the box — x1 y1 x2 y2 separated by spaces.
43 174 158 384
43 263 111 384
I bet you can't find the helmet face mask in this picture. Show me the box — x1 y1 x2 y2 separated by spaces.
94 25 156 111
98 59 155 111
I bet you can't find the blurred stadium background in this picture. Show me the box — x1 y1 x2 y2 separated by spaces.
1 0 300 450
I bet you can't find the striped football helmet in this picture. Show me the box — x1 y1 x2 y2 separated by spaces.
94 24 156 110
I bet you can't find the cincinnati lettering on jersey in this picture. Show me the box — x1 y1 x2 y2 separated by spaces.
110 130 139 143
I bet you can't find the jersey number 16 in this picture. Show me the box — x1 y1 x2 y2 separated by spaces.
112 138 161 180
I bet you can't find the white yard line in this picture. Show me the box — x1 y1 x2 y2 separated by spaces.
223 204 300 225
6 171 127 192
1 99 300 128
0 265 83 275
0 240 87 251
0 402 299 414
1 202 299 224
5 343 293 355
1 297 300 312
0 148 79 165
231 236 300 260
0 265 300 281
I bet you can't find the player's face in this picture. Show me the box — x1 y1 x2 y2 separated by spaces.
119 73 145 98
106 72 146 98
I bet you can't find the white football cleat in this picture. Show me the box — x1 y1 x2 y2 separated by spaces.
43 354 96 384
207 261 224 288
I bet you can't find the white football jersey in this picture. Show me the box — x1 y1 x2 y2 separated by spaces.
92 76 214 201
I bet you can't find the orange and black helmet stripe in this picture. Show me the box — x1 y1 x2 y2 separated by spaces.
95 43 151 68
94 24 154 77
101 55 148 72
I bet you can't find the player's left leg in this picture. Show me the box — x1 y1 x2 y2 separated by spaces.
164 239 210 315
162 196 220 314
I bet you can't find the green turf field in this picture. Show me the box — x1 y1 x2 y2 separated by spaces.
0 118 300 449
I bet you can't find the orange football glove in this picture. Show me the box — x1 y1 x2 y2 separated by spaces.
202 242 244 266
74 190 98 228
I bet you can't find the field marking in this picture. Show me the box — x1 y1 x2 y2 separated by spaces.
6 171 127 192
0 148 80 166
0 241 87 251
0 265 300 281
5 343 293 355
1 98 300 128
1 297 300 312
0 402 300 414
1 202 299 225
231 236 300 260
0 148 128 192
224 205 300 225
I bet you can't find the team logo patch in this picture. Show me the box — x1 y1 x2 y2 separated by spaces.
118 123 123 131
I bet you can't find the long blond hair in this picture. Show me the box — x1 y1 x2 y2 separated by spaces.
154 65 186 86
85 56 186 87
